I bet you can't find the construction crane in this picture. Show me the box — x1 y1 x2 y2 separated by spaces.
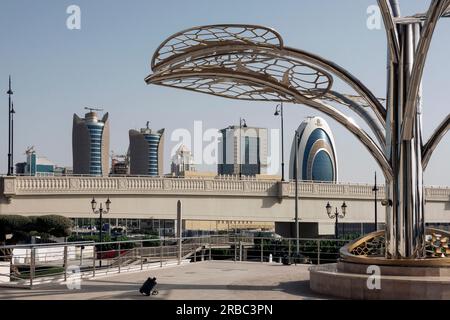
25 146 35 155
84 107 104 113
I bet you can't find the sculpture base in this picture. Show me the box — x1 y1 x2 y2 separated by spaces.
310 261 450 299
310 229 450 299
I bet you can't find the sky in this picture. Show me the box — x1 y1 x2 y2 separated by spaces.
0 0 449 186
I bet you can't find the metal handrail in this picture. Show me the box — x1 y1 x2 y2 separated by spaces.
0 235 351 289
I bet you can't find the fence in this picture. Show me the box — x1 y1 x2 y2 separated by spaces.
0 235 350 289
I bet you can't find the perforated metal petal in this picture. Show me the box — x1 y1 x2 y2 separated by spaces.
151 24 283 69
148 49 333 100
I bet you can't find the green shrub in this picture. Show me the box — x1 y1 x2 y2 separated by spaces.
0 215 31 239
142 235 160 247
29 215 73 237
0 215 73 244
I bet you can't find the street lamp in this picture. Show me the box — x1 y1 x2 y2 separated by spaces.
10 103 15 176
239 118 247 179
372 171 379 232
91 196 111 267
274 103 285 181
294 129 300 254
326 201 347 238
6 76 14 176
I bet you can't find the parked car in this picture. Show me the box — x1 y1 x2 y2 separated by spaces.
255 231 282 239
282 252 311 265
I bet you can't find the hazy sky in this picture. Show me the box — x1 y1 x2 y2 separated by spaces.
0 0 449 186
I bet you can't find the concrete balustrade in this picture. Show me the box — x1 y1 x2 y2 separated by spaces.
0 176 449 224
0 176 398 198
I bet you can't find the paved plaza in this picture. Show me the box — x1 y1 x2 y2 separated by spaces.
0 261 328 300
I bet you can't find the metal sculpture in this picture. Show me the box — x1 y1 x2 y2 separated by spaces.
145 2 450 259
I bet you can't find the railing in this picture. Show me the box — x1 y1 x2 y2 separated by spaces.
0 235 350 289
1 175 416 199
5 175 449 199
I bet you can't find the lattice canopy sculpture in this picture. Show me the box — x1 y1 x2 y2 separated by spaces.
146 1 450 260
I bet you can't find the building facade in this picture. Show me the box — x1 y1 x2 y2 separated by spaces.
218 126 268 176
129 126 164 176
111 153 129 175
170 144 196 176
289 116 338 182
15 148 72 176
72 111 110 176
15 147 56 176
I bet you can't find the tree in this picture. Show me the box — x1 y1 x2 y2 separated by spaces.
0 214 73 245
28 215 73 238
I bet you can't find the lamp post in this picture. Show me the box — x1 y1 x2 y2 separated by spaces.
10 102 15 175
294 129 300 254
326 202 347 238
239 118 247 179
372 171 379 232
91 197 111 267
6 76 14 176
274 103 285 181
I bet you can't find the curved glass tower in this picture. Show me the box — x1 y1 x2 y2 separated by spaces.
72 111 110 176
87 121 104 175
289 116 338 182
144 133 162 176
129 126 165 176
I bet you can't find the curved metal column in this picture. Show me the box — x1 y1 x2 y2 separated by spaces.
386 22 425 258
324 90 386 148
422 114 450 169
402 0 450 140
378 0 400 63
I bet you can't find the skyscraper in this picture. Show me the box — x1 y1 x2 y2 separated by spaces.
289 116 338 182
72 110 110 176
218 125 268 176
129 124 164 176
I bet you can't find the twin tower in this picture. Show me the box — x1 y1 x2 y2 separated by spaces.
72 110 164 176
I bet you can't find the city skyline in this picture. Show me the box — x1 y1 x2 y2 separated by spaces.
1 0 449 185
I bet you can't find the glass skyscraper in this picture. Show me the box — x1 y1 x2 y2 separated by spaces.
129 126 165 176
218 126 268 176
72 111 110 176
86 121 104 175
289 116 338 182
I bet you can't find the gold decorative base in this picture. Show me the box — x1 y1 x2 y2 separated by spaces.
340 228 450 267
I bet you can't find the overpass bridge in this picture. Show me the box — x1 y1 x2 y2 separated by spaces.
1 176 449 235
